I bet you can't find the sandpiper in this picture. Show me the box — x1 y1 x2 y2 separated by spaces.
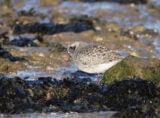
67 41 123 84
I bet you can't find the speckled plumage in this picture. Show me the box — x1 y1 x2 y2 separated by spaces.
68 42 123 74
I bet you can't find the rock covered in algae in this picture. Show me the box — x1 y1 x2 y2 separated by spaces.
102 55 160 86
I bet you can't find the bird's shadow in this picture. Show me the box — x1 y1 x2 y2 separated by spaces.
71 70 98 82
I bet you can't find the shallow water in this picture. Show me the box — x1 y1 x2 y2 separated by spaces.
0 111 116 118
8 0 160 80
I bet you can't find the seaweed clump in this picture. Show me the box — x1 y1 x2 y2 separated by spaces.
13 17 95 35
10 36 43 47
0 46 24 62
66 0 148 4
0 76 159 118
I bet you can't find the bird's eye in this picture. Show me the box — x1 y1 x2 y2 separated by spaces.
69 46 76 50
69 46 76 53
69 47 73 49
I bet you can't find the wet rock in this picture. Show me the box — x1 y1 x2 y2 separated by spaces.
120 29 140 40
0 58 26 73
0 32 10 45
106 22 122 32
102 55 160 86
49 43 67 53
40 0 61 6
132 25 145 33
147 3 160 12
121 26 159 41
47 43 69 62
132 25 159 38
140 28 159 36
0 0 12 7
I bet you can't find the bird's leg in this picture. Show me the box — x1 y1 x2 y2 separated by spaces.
96 73 103 85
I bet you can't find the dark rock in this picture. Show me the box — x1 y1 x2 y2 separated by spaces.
49 43 67 52
120 29 139 40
